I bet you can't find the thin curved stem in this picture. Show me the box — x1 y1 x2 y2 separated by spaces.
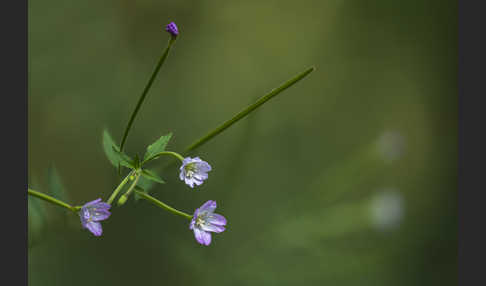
143 151 184 165
107 170 135 205
119 37 176 153
155 66 315 172
117 172 141 206
28 189 76 212
184 66 315 153
134 190 192 220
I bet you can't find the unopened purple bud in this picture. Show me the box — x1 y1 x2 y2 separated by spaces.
165 22 179 37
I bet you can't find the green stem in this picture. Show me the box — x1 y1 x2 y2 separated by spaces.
28 188 76 212
119 37 177 153
143 151 184 165
107 170 135 205
117 172 141 206
184 66 315 153
135 190 192 220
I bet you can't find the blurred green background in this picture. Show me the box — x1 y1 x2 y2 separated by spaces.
28 0 457 285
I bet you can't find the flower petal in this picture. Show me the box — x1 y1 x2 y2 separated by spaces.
85 221 103 236
189 217 196 230
98 202 111 209
208 213 227 226
182 157 194 165
194 228 212 245
199 200 217 213
193 178 203 186
79 208 90 224
194 173 208 181
201 223 225 233
90 209 111 221
201 230 212 245
184 177 195 188
196 161 212 173
193 228 204 244
84 198 102 207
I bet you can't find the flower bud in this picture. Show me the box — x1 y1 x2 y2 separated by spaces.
117 195 128 206
165 22 179 37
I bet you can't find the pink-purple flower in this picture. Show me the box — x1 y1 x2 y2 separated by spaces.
165 22 179 37
189 200 227 246
79 198 111 237
179 157 212 188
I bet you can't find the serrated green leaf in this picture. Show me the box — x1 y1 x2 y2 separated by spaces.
47 165 68 202
143 133 172 161
103 129 132 167
141 169 165 184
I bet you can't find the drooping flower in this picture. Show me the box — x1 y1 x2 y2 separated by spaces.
189 200 227 246
79 198 111 237
165 22 179 37
179 157 212 188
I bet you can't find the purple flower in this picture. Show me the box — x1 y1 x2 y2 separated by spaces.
189 200 227 246
165 22 179 37
179 157 212 188
79 198 111 237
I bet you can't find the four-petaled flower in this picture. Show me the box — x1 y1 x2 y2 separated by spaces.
79 198 111 237
189 200 227 246
165 22 179 37
179 157 212 188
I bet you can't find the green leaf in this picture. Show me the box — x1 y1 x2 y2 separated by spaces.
28 174 46 232
133 175 155 202
47 165 68 202
138 173 155 190
28 195 46 229
103 129 122 166
112 147 136 169
141 169 165 184
143 133 173 161
133 186 147 201
28 192 47 246
103 129 134 168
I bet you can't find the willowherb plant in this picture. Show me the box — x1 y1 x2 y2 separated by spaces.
27 22 314 246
